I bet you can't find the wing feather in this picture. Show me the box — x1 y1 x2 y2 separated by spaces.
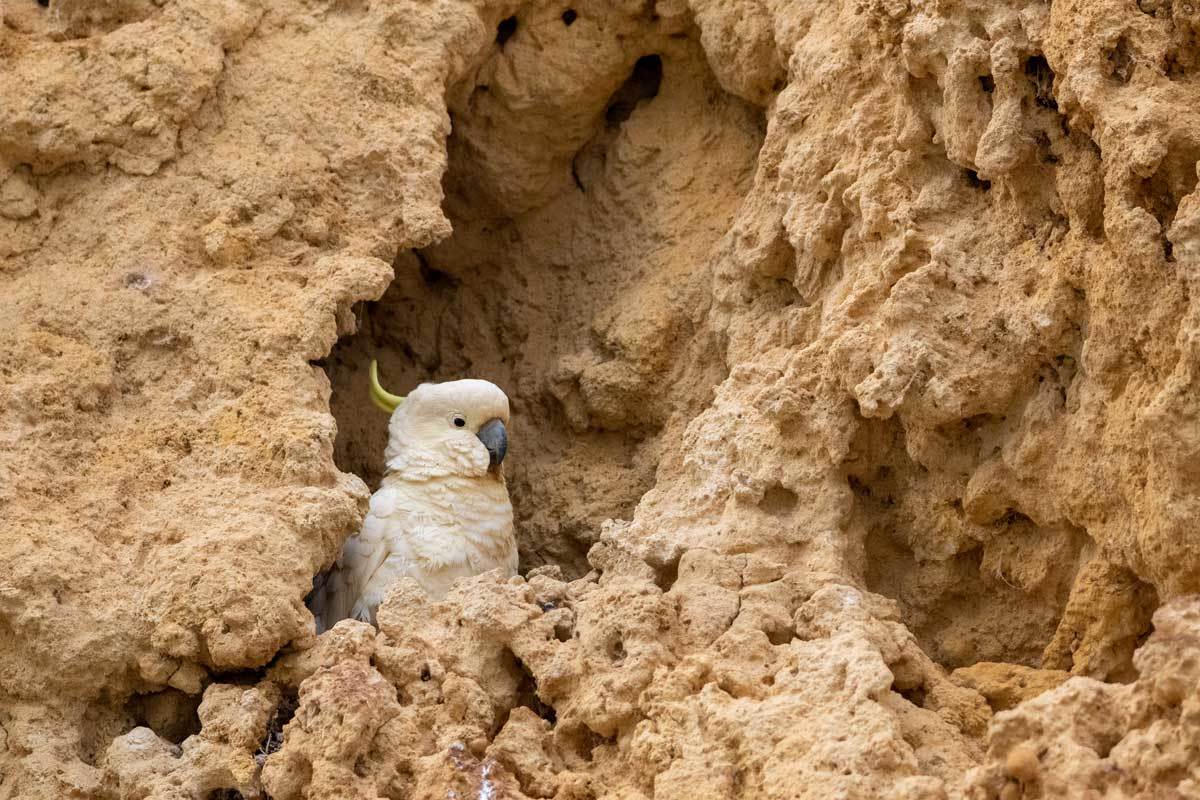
314 475 517 629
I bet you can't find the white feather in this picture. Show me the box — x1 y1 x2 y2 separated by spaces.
311 378 516 630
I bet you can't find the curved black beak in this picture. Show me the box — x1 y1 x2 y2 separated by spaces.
476 418 507 467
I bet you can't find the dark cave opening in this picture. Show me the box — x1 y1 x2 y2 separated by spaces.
496 16 518 47
605 54 663 126
323 22 766 582
1024 55 1057 110
256 691 298 765
122 688 202 746
511 655 557 726
964 168 991 192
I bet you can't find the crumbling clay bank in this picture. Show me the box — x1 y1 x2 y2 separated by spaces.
4 0 1200 797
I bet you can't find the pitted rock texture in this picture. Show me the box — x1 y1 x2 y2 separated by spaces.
4 0 1200 798
254 568 992 800
960 597 1200 799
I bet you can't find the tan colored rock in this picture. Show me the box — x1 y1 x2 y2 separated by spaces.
241 566 991 799
4 0 1200 797
950 662 1070 713
102 680 282 799
262 660 401 800
1 0 470 794
961 597 1200 798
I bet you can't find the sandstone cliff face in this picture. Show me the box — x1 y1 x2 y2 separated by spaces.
3 0 1200 798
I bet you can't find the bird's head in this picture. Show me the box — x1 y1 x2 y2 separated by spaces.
369 361 511 477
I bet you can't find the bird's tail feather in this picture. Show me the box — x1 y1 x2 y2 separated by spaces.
305 566 352 634
306 569 332 634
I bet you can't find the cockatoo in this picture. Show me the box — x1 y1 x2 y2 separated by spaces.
310 361 516 631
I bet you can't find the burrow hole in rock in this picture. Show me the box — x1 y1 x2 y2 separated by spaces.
605 54 662 127
847 415 1158 681
511 655 557 725
256 690 298 762
1023 55 1057 110
120 688 202 748
324 19 766 578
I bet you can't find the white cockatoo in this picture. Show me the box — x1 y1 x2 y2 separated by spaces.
310 361 516 631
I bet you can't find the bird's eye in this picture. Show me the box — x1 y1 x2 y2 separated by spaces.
453 416 466 428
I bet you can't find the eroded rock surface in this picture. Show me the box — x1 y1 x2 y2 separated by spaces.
4 0 1200 797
